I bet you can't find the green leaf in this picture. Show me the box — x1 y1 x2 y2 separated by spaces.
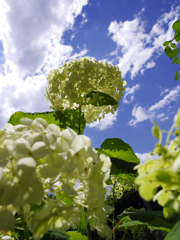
171 43 177 48
175 71 179 81
164 220 180 240
84 91 118 106
106 158 138 182
100 138 140 164
174 30 180 42
176 59 180 64
77 212 87 236
110 158 137 174
163 41 170 47
30 200 46 212
148 225 170 233
66 231 88 240
172 20 180 31
118 209 180 229
165 46 173 59
56 193 73 206
172 57 179 64
8 109 86 134
117 220 149 231
171 48 180 58
41 228 71 240
152 126 160 139
165 46 180 60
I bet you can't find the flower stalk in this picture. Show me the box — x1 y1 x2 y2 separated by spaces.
19 207 29 240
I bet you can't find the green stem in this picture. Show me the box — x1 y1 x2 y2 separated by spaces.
106 216 129 240
78 105 81 135
112 182 116 240
84 207 92 240
78 105 92 240
19 207 29 240
165 123 175 146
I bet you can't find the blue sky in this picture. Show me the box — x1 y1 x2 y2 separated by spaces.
0 0 180 163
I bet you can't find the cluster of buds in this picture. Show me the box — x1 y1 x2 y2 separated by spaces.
135 109 180 218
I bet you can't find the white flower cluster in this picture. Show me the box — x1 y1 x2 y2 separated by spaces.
45 57 127 123
0 118 113 239
106 176 136 201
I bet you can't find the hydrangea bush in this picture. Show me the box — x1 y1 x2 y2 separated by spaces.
1 54 179 240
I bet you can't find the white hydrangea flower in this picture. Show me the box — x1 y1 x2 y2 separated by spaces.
0 117 113 239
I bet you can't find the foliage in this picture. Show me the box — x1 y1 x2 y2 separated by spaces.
164 221 180 240
8 109 86 135
163 19 180 81
118 208 180 230
66 231 88 239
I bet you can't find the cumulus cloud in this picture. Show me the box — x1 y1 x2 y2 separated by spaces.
129 85 180 126
0 72 50 127
87 110 118 130
0 0 88 77
149 86 180 111
135 152 160 164
123 84 140 104
108 6 180 79
0 0 88 127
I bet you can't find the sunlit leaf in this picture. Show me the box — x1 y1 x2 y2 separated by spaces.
163 41 170 47
66 231 88 240
171 43 177 48
8 109 86 134
56 193 73 206
164 220 180 240
100 138 140 164
77 212 87 236
172 20 180 31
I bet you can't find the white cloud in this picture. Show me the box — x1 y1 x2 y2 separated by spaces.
160 88 169 95
0 0 88 128
156 113 169 121
149 86 180 111
0 71 49 127
129 105 153 126
87 111 118 130
108 6 180 79
80 12 88 26
123 84 140 104
145 60 156 69
135 152 160 164
129 85 180 126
